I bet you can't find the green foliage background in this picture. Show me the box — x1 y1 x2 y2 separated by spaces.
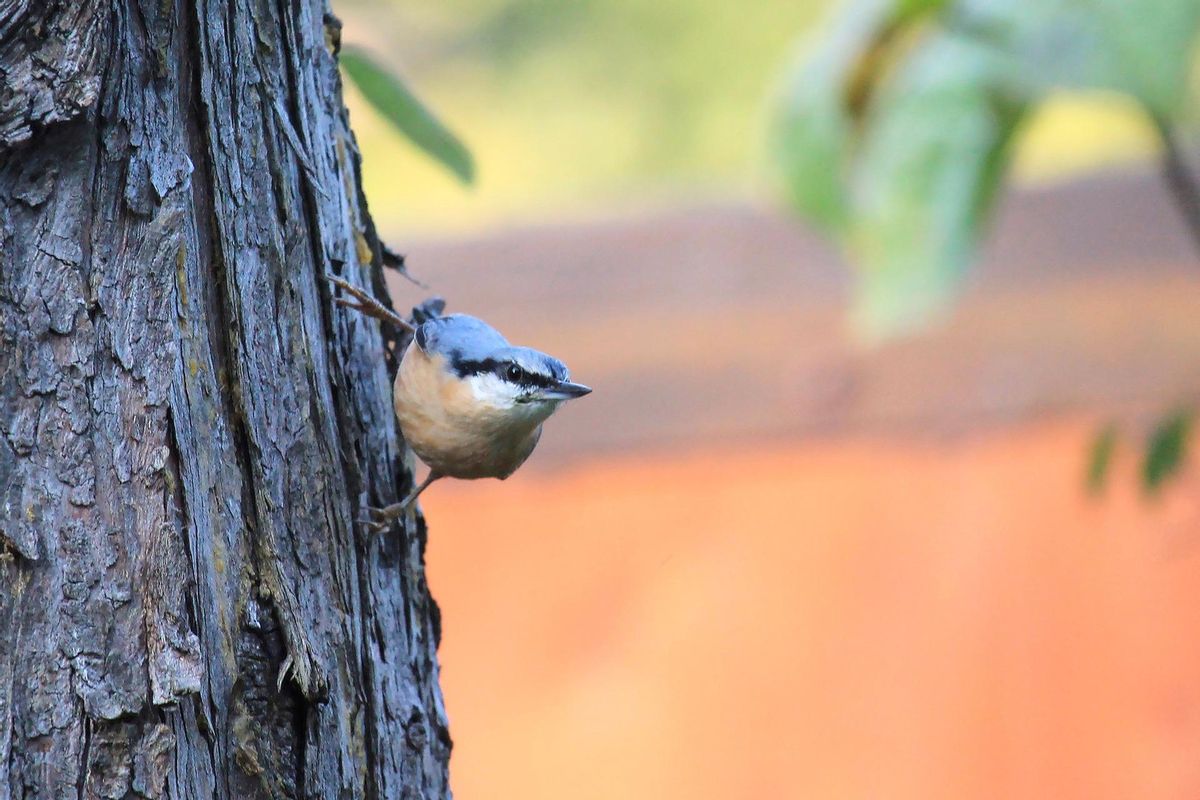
339 0 823 231
338 0 1198 494
770 0 1200 337
340 0 1168 236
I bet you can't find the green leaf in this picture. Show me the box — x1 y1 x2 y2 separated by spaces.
770 0 1200 340
1086 423 1118 495
769 0 1023 337
847 31 1024 337
1143 410 1192 494
340 45 475 184
768 1 880 231
895 0 952 23
956 0 1200 118
769 0 950 232
769 73 853 232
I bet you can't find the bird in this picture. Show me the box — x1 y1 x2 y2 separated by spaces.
327 274 591 530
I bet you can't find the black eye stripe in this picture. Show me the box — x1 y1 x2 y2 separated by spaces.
502 363 553 389
450 353 560 389
450 354 493 375
520 372 555 389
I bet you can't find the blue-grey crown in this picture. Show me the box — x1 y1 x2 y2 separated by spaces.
416 314 570 388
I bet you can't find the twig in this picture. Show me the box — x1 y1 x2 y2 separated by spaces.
1154 115 1200 257
381 241 429 289
324 274 415 333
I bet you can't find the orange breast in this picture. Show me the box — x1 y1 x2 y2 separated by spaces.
394 347 541 480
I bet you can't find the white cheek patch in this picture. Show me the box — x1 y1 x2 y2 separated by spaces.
462 373 560 425
465 373 519 407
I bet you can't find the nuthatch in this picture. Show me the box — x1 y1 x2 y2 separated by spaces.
327 275 591 530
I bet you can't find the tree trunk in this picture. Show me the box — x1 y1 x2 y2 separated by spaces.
0 2 451 798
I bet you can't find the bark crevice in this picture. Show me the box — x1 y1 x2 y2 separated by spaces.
1 1 451 797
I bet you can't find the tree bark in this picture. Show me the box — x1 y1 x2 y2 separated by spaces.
0 2 451 798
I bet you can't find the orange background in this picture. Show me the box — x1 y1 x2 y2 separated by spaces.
428 426 1200 799
385 176 1200 798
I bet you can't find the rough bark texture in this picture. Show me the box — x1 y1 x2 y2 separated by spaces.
0 2 451 797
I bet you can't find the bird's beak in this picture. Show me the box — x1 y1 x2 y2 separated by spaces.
539 380 592 401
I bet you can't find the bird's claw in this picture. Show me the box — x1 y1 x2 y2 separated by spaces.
357 507 393 534
358 503 412 534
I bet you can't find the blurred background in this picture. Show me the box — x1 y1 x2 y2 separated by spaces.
337 1 1200 797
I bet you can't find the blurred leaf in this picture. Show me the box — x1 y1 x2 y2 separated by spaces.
1086 423 1118 495
769 82 851 231
769 0 950 232
768 1 886 231
770 0 1023 337
770 0 1200 339
895 0 950 18
1143 410 1192 494
955 0 1200 118
340 45 475 184
847 32 1024 337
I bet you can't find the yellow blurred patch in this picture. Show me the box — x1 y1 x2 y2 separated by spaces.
1012 93 1160 184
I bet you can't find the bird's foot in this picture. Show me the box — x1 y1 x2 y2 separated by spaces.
357 500 412 534
358 473 442 533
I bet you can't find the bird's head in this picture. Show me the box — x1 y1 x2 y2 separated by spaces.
417 314 591 421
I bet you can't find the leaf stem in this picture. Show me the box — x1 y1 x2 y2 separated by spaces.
1153 115 1200 257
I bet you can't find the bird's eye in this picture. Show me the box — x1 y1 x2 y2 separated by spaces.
505 364 524 382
